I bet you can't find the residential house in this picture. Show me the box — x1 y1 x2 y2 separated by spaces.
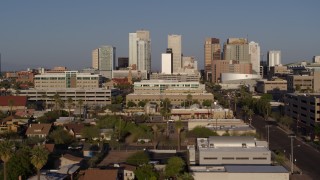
59 153 84 168
26 123 52 138
63 124 84 139
0 96 28 112
79 169 120 180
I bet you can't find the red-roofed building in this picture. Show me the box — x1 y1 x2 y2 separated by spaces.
63 124 85 139
0 96 28 112
79 169 119 180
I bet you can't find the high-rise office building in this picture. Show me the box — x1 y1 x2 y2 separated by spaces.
204 38 221 80
129 30 151 72
118 57 129 69
267 50 281 67
92 46 116 79
223 38 250 63
168 34 182 73
249 41 261 75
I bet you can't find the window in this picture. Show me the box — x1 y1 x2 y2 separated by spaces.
236 157 249 160
204 157 217 160
253 157 267 160
222 157 234 160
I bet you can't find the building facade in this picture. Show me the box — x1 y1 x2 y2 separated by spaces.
34 71 101 90
284 93 320 135
92 46 116 79
223 38 250 64
168 34 182 73
204 38 221 80
249 41 260 75
129 30 151 72
212 60 252 83
267 50 281 67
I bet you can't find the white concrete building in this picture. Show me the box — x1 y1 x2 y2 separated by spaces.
161 53 172 74
313 56 320 63
268 50 281 67
249 41 260 75
129 30 151 72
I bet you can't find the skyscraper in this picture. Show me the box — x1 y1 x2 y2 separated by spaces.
249 41 261 75
168 34 182 73
223 38 250 63
204 38 221 80
267 50 281 67
92 46 116 78
129 30 151 72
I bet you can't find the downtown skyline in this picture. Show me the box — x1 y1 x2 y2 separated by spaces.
0 0 319 71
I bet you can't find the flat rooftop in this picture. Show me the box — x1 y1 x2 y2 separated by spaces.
190 165 288 173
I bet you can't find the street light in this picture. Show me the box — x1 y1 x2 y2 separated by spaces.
266 125 272 148
289 135 296 174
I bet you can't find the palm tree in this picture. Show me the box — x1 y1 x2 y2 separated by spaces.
152 124 159 149
41 94 47 110
8 99 14 116
31 145 49 180
242 105 249 122
175 120 183 151
78 99 84 120
53 93 60 111
0 141 15 180
247 109 254 125
67 97 74 120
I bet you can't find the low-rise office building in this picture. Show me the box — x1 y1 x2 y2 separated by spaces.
150 73 200 82
188 119 255 136
18 88 118 106
256 79 287 94
34 71 101 89
189 136 270 166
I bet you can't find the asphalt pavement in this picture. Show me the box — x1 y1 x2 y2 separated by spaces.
250 113 320 180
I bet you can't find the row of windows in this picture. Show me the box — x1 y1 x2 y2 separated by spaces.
203 157 267 160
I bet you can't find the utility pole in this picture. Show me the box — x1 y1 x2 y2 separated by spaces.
266 125 271 148
289 135 296 174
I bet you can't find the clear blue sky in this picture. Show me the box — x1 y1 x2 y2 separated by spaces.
1 0 319 71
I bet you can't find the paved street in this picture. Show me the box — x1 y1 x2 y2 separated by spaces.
251 114 320 180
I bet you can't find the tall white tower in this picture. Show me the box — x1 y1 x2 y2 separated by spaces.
129 30 151 72
268 50 281 67
249 41 260 75
168 34 182 73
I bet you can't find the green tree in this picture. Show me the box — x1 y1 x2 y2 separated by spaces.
202 99 212 107
186 94 193 106
127 101 136 108
152 124 159 149
0 141 15 180
175 120 183 151
134 164 158 180
160 98 171 120
115 95 123 104
7 146 34 180
138 100 146 107
126 151 149 166
165 156 185 178
188 126 218 138
49 127 74 145
31 145 49 180
82 126 100 140
242 105 249 121
315 124 320 141
177 172 194 180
